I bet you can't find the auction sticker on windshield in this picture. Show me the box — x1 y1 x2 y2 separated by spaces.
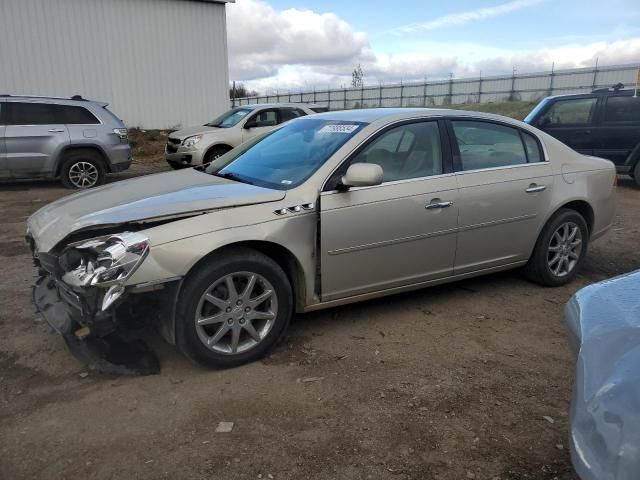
319 124 360 134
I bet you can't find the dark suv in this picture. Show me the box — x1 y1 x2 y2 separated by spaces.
525 85 640 185
0 95 131 188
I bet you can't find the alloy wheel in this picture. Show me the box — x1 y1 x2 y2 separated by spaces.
547 221 582 277
195 271 278 354
68 161 99 188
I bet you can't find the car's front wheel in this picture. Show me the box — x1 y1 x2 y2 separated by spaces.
176 247 293 368
524 208 589 286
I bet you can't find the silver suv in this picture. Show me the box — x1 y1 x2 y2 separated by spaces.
0 95 131 188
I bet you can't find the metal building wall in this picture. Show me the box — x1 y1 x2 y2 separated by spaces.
0 0 231 129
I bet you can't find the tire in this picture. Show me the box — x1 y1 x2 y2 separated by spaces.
524 208 589 287
633 162 640 187
60 151 106 189
203 145 231 164
176 247 293 368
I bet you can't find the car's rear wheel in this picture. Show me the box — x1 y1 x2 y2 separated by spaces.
524 208 589 286
176 247 292 368
60 151 106 189
633 161 640 187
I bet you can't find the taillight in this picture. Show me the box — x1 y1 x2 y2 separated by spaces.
113 128 128 142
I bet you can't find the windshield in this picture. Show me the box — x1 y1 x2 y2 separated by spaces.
523 98 550 124
205 118 367 190
205 108 252 128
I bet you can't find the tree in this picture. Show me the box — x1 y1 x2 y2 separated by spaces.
230 83 258 99
351 64 364 88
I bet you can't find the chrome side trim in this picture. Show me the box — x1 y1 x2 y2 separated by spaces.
328 227 458 256
327 213 537 256
459 213 537 232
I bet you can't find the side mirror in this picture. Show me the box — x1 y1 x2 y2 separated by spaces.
244 120 258 129
341 163 383 188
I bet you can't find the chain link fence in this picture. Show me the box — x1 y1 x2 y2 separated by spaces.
233 63 639 109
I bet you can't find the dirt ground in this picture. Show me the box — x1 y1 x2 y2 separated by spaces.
1 159 638 480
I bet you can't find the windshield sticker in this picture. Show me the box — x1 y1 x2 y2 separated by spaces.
319 124 360 134
281 180 292 185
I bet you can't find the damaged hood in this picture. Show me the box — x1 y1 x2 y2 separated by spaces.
28 168 285 252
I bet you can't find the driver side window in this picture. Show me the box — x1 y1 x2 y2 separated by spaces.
249 109 278 127
348 121 443 183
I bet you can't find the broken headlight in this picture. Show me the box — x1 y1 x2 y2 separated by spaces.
60 232 150 309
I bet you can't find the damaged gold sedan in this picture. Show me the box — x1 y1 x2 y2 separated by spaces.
28 109 617 374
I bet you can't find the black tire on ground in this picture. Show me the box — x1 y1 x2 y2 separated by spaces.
60 150 106 189
176 247 293 369
524 208 589 287
203 145 231 164
169 162 184 170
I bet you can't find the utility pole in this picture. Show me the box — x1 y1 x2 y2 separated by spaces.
510 66 517 101
478 71 482 103
447 72 453 105
548 62 555 96
423 77 427 107
592 57 599 91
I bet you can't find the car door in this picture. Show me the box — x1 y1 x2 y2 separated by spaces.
0 100 8 178
241 108 279 143
5 101 70 177
593 93 640 167
535 96 599 155
320 119 459 301
449 119 554 274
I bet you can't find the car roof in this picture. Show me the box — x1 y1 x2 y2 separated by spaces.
541 87 636 102
307 107 529 127
0 94 106 106
238 103 316 110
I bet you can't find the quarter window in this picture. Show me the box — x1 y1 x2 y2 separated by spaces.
348 121 443 182
61 105 100 124
452 121 529 170
604 96 640 124
522 131 543 163
543 98 597 125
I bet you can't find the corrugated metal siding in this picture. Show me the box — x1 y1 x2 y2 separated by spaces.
0 0 230 128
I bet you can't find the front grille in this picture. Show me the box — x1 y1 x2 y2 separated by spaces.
168 137 181 145
166 143 178 153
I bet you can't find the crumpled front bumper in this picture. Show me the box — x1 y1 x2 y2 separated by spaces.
33 275 160 375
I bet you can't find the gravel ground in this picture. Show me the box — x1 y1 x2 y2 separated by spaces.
1 164 638 480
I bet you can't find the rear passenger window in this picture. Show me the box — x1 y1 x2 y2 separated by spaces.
7 102 99 125
452 121 528 170
604 96 640 124
8 102 56 125
279 108 306 122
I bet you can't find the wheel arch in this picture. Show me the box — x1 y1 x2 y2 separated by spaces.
182 240 307 313
56 145 110 176
204 143 233 159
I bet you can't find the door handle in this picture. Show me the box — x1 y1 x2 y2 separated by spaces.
48 129 65 133
525 184 546 193
425 200 453 210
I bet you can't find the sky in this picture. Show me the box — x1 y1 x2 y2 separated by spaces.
226 0 640 94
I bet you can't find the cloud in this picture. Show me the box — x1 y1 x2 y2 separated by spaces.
226 0 640 94
227 0 372 81
384 0 545 34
